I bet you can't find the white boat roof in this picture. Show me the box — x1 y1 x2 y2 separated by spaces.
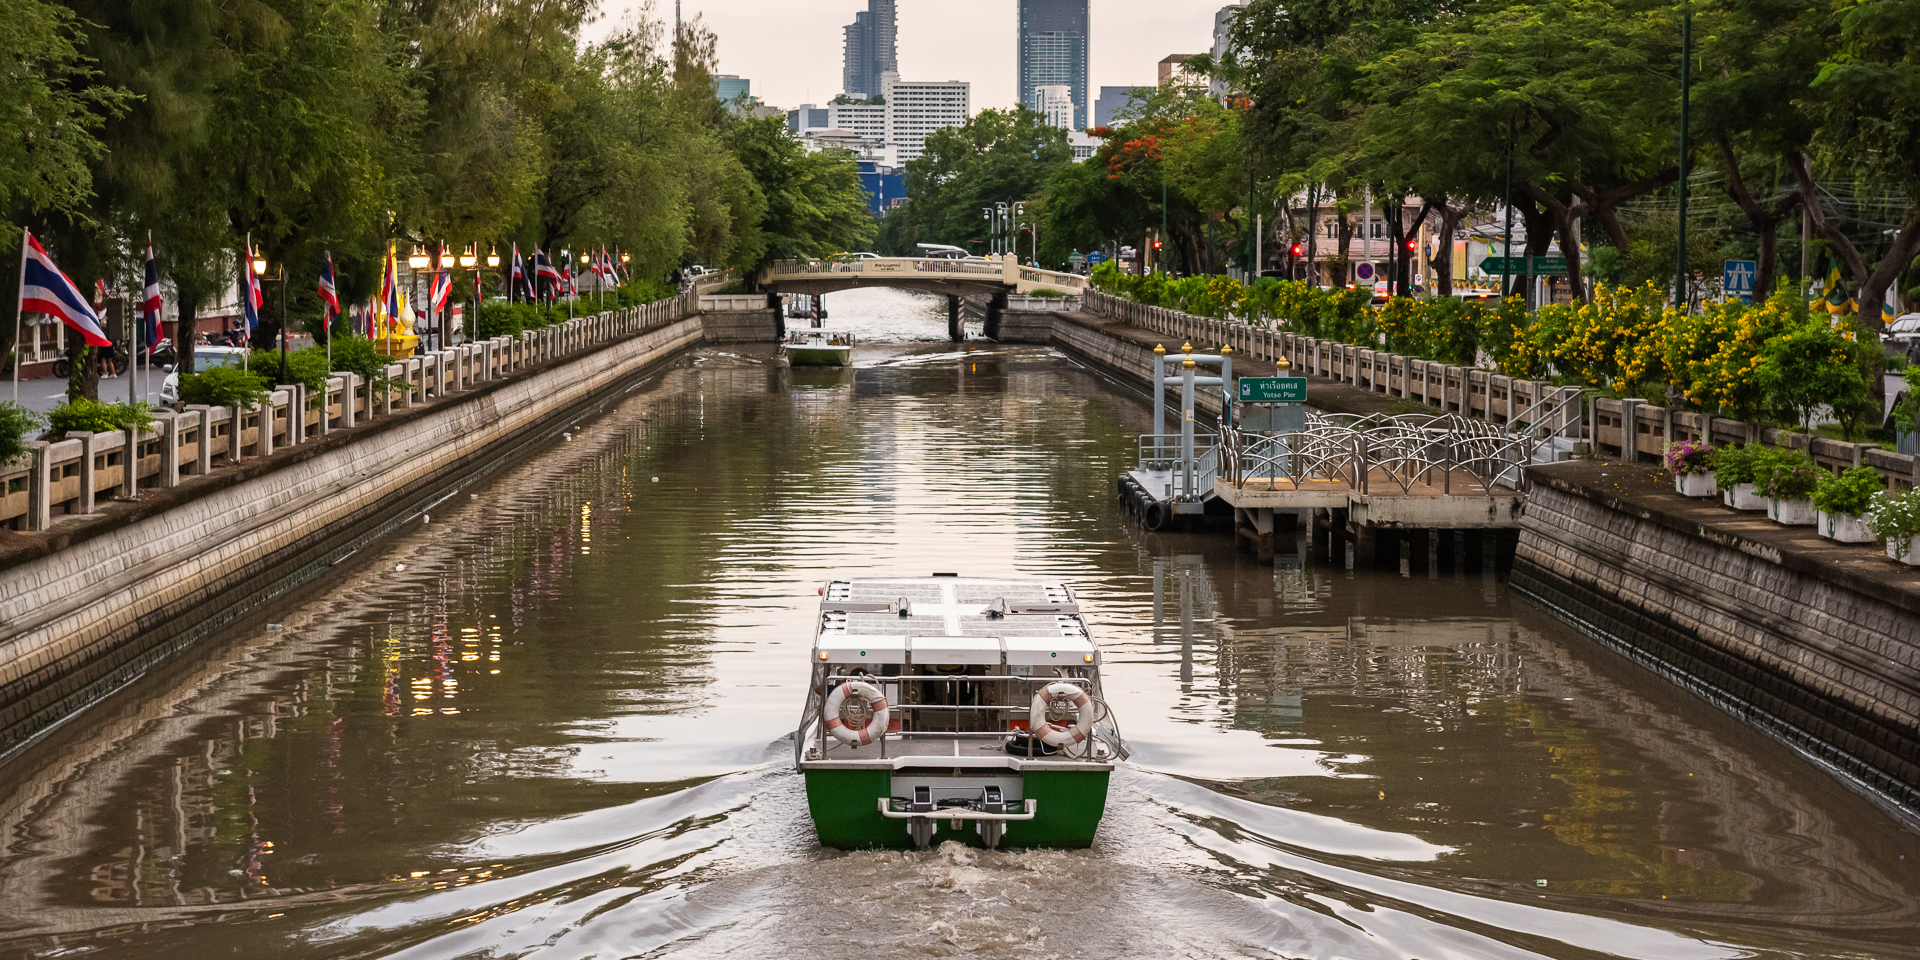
814 576 1094 665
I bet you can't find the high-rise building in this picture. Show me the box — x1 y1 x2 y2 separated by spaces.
1158 54 1200 86
713 75 751 106
841 0 898 99
1032 85 1075 130
1093 85 1141 129
1017 0 1089 131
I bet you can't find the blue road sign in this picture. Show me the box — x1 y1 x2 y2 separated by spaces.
1724 259 1757 304
1086 251 1106 265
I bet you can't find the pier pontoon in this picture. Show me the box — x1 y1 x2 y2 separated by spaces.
795 575 1123 850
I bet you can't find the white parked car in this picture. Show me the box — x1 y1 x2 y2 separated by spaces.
160 346 251 404
1887 313 1920 341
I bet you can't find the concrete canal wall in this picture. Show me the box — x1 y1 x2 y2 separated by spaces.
0 302 704 758
1513 461 1920 815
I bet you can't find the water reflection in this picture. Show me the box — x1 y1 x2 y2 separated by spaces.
0 332 1915 960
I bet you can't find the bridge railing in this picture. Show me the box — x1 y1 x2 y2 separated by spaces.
762 256 1090 294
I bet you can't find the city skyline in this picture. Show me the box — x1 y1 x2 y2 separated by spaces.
1017 0 1089 131
587 0 1218 121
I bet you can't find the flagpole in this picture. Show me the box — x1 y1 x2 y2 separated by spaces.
12 227 30 407
242 236 250 373
130 253 139 406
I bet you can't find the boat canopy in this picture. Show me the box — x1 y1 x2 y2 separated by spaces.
813 577 1094 667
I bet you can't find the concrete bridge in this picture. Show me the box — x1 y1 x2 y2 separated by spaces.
759 255 1088 298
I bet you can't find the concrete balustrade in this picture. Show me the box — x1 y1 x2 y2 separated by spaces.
1084 288 1920 489
0 295 694 533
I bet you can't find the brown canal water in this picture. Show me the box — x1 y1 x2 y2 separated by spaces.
1 288 1916 959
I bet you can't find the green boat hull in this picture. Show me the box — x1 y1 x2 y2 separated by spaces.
786 345 852 367
802 766 1110 849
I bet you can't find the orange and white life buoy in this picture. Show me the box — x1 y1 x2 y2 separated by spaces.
1030 682 1093 747
825 679 889 746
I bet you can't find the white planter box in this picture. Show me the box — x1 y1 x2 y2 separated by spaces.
1722 482 1766 511
1887 536 1920 566
1769 498 1816 525
1674 472 1716 497
1818 511 1874 543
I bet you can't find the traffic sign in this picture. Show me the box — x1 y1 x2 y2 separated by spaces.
1477 256 1568 276
1723 259 1756 303
1238 376 1307 404
1086 251 1106 265
1068 250 1086 265
1353 262 1376 282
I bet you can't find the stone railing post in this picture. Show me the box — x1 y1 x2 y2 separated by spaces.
26 441 50 531
124 424 141 495
341 374 358 428
1618 397 1643 461
73 431 96 514
258 396 276 457
158 411 181 487
228 406 245 463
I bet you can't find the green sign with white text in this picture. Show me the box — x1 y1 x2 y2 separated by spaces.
1238 376 1307 404
1477 256 1568 276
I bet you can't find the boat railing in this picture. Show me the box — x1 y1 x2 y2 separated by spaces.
803 675 1120 762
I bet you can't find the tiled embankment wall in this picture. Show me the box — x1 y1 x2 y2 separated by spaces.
1512 464 1920 816
0 317 704 757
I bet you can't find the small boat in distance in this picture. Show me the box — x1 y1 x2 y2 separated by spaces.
784 328 854 367
795 575 1124 850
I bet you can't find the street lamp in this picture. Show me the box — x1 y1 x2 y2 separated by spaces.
251 255 289 385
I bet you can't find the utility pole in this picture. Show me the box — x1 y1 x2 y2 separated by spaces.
1675 0 1692 309
1502 117 1514 301
1305 184 1318 285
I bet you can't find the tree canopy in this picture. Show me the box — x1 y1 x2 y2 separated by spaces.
0 0 874 368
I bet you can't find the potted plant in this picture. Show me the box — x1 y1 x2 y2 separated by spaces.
1865 488 1920 565
1711 445 1765 510
1665 439 1716 496
1754 448 1819 525
1812 467 1884 542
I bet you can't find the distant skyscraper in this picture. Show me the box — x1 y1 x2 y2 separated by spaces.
1018 0 1089 130
1093 85 1140 128
1033 85 1075 130
841 0 898 99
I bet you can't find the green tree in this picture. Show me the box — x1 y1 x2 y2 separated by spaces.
724 116 874 280
879 107 1070 260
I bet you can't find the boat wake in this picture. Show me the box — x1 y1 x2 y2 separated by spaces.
247 752 1803 960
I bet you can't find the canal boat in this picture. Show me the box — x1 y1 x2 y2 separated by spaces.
795 575 1124 850
784 328 854 367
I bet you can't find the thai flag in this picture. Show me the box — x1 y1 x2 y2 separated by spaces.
318 251 340 321
563 262 576 297
534 248 560 302
142 237 164 354
510 243 531 300
380 245 399 331
18 230 110 347
431 245 451 315
241 238 263 330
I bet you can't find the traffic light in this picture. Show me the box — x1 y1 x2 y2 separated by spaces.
1152 239 1162 250
1290 243 1304 258
1405 238 1417 252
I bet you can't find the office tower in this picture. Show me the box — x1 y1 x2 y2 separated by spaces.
1094 85 1140 128
841 0 899 99
1032 85 1075 130
1017 0 1089 130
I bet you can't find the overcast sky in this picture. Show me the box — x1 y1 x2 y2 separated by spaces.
588 1 1222 114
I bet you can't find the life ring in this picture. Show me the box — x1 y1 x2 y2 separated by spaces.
825 679 889 746
1029 682 1094 747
